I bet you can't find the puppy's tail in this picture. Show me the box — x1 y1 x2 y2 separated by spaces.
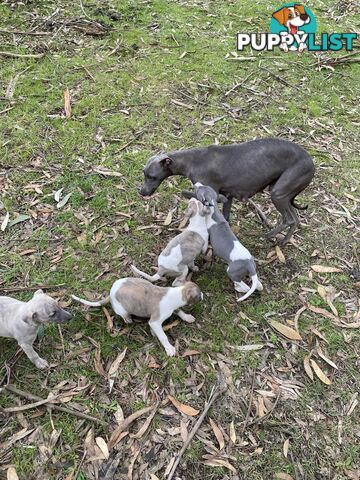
71 294 110 307
130 265 161 282
237 275 260 302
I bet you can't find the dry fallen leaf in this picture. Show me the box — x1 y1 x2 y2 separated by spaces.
1 212 9 232
311 265 342 273
303 354 314 381
163 210 173 225
202 456 237 473
168 395 199 416
317 348 338 370
7 467 19 480
275 245 286 263
310 359 332 385
209 418 225 450
57 192 72 209
95 436 109 459
276 474 294 480
229 421 236 444
108 406 153 450
269 320 302 341
283 438 290 458
64 88 71 118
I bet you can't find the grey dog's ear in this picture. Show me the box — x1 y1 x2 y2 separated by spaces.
34 289 44 296
218 194 228 204
181 189 196 199
160 156 172 167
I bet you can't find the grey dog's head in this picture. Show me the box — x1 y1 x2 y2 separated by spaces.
182 183 228 207
139 153 173 197
28 289 72 325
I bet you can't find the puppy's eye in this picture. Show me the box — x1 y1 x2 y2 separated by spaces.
50 312 56 317
148 175 157 181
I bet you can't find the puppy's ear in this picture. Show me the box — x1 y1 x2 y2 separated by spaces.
182 283 201 304
295 4 306 15
181 190 196 199
272 7 287 25
34 289 44 296
217 194 228 204
183 202 197 219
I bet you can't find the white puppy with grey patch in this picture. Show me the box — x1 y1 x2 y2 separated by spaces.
0 289 72 369
72 278 202 356
131 198 209 285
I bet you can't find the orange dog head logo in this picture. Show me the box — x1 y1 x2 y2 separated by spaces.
272 4 310 35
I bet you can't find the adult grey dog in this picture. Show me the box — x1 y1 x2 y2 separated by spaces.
139 138 315 245
0 289 72 369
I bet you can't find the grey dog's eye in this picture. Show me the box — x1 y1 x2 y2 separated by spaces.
50 312 56 317
148 175 157 181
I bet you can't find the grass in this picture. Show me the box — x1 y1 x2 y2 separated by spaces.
0 0 359 479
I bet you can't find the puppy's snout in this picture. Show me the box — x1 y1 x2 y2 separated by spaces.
61 310 72 323
300 13 308 21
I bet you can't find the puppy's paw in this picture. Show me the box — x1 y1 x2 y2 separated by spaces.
35 357 49 369
190 265 199 272
182 314 196 323
165 345 176 356
123 316 133 324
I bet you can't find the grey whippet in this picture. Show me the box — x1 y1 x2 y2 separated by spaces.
131 198 209 285
139 138 315 245
184 183 263 301
0 289 72 369
72 278 203 356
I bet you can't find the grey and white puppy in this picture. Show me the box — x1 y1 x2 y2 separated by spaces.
0 289 72 369
131 198 210 286
72 278 202 356
184 183 263 301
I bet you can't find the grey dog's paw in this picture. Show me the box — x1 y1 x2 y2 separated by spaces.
35 357 49 369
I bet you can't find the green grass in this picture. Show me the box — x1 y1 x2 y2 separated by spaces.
0 0 359 478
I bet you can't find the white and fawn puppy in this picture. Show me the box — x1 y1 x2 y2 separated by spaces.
0 289 72 369
131 198 209 286
183 183 263 301
72 278 202 356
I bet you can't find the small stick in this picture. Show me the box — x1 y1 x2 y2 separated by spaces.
0 29 51 36
248 199 272 228
0 51 45 59
0 283 65 293
3 384 107 426
247 390 281 427
240 371 256 435
259 66 300 91
167 376 226 480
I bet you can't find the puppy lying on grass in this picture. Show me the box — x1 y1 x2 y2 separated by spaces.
0 289 72 369
131 198 210 286
72 278 203 356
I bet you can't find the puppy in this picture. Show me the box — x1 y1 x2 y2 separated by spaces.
184 184 263 301
72 278 202 356
0 289 72 369
131 198 209 286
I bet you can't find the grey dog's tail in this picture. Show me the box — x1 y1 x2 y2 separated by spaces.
130 265 161 282
71 294 110 307
237 274 260 302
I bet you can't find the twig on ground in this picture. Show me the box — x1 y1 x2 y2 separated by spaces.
248 199 272 228
166 374 227 480
259 66 300 91
115 128 146 153
224 72 253 96
3 385 107 426
0 29 51 36
247 390 281 427
0 283 65 293
240 371 256 435
0 51 45 59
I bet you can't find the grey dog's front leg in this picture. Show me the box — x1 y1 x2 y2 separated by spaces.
19 342 49 369
222 196 233 221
